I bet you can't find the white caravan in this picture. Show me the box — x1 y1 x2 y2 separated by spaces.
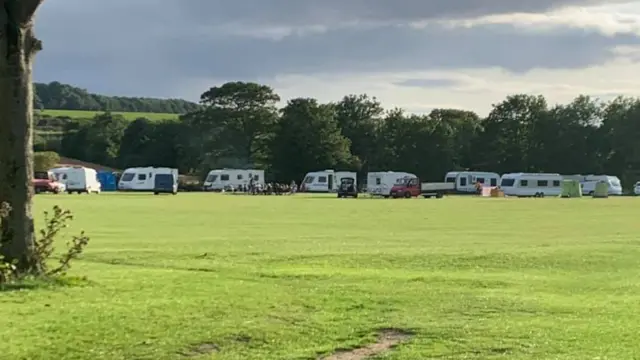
202 169 265 191
499 173 563 197
444 171 500 192
51 166 101 194
301 170 357 192
582 175 622 195
118 167 178 191
366 171 415 196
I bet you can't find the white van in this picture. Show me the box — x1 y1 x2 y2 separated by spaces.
499 173 563 197
301 170 357 192
203 169 264 191
118 167 178 192
582 175 622 195
366 171 415 196
51 166 101 194
444 171 500 193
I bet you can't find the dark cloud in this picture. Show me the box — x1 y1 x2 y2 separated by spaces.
32 0 636 98
178 0 628 28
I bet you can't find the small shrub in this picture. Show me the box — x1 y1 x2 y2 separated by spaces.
1 202 89 287
35 206 90 277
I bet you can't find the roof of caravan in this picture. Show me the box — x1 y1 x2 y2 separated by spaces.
502 172 561 177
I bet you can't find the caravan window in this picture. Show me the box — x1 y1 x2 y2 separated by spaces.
375 178 381 185
237 174 243 180
205 174 218 182
490 178 497 186
537 180 548 186
501 178 515 187
520 180 528 186
460 178 467 186
221 174 229 181
138 174 146 181
303 176 314 184
477 177 485 184
120 173 134 181
553 180 560 187
445 177 456 183
318 176 327 183
253 175 259 180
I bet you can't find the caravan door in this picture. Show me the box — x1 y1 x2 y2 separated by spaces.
134 172 149 189
328 174 334 191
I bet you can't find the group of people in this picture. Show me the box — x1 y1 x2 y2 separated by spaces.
225 180 299 195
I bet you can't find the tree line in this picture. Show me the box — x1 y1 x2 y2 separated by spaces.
41 81 640 188
34 81 200 114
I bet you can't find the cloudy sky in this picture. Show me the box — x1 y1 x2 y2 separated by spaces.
34 0 640 115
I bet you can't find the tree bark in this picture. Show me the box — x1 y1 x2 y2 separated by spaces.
0 0 44 272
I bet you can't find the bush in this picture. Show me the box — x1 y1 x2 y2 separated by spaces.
34 151 61 171
0 202 89 287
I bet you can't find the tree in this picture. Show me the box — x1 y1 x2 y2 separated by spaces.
0 0 45 271
33 151 60 172
334 94 383 173
84 113 128 167
197 82 280 169
269 98 357 181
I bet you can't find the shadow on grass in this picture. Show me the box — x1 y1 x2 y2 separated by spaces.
0 276 91 292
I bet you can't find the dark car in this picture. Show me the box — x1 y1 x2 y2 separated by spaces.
153 173 177 195
337 177 358 198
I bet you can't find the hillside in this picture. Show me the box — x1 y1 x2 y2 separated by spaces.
38 109 180 121
34 81 200 114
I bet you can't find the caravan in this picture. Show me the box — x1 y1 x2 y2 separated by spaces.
51 166 101 194
499 173 563 197
366 172 415 197
202 169 265 191
582 175 622 195
301 170 357 192
118 167 178 193
444 171 500 193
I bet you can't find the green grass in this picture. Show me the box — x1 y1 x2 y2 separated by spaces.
39 109 180 121
2 194 640 359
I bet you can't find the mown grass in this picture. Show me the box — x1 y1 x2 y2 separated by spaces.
2 194 640 359
39 109 180 121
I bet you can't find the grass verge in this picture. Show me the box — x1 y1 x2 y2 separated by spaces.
1 194 639 359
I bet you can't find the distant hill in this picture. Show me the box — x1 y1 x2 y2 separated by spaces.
35 81 201 114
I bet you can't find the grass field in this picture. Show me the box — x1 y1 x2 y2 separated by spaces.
39 109 180 121
2 194 640 359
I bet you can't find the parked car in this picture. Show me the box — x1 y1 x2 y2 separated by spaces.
337 177 358 198
33 171 65 194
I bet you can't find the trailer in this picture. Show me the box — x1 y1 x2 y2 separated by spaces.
202 169 264 191
499 173 563 197
118 167 178 193
51 166 101 194
300 170 357 192
366 171 416 197
444 171 500 192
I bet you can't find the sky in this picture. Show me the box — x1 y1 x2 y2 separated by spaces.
34 0 640 115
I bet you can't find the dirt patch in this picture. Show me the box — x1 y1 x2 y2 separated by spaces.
178 342 220 357
320 328 413 360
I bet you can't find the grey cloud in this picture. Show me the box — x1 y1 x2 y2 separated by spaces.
32 0 639 99
395 79 466 88
178 0 627 29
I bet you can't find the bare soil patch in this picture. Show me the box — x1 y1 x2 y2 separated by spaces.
320 328 413 360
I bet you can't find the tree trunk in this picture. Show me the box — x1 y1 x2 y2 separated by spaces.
0 0 44 273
